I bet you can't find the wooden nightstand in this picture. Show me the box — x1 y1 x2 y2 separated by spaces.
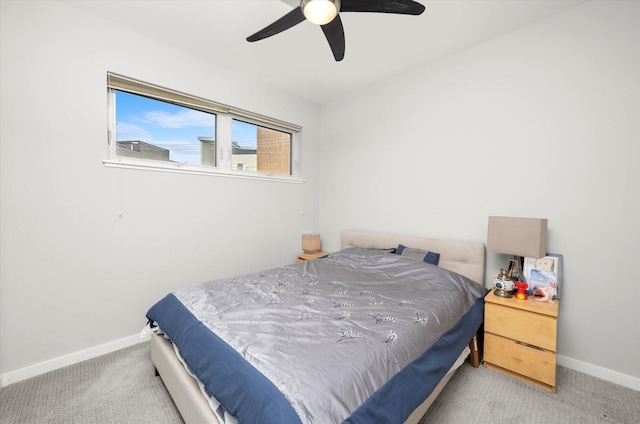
296 251 330 263
484 288 559 393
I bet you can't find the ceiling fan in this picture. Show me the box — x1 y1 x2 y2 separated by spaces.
246 0 426 61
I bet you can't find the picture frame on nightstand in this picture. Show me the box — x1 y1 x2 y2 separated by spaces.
523 253 563 299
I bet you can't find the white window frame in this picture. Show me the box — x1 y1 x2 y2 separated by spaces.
104 73 303 183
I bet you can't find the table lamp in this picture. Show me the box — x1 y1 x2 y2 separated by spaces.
487 216 548 297
302 233 321 254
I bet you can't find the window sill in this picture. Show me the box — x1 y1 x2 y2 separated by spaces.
103 159 304 184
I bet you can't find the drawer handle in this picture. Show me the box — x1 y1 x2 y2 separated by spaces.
515 341 545 351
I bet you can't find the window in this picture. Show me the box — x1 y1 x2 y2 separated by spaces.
115 91 217 166
232 119 291 175
106 73 300 181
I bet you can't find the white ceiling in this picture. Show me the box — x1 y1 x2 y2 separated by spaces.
66 0 586 104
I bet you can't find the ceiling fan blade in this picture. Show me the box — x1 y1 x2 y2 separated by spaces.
321 14 345 61
247 7 306 42
340 0 425 15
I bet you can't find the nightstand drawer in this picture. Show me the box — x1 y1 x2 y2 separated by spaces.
484 332 556 386
485 303 557 351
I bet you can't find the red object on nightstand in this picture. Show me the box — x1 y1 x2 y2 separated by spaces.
515 281 528 300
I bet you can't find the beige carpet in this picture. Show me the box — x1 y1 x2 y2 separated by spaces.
1 342 638 424
0 342 182 424
420 362 640 424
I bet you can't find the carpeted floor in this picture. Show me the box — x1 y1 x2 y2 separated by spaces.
1 341 638 424
420 360 640 424
0 342 183 424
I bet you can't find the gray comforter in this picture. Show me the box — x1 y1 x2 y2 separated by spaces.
171 247 486 423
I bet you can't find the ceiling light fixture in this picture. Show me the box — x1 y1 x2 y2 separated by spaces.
301 0 341 26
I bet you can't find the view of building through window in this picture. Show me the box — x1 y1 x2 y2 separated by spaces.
115 91 216 165
231 119 291 175
114 90 292 176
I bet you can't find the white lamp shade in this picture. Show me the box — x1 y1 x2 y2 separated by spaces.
302 233 321 253
487 216 548 258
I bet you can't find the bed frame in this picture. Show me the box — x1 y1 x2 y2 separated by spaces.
151 230 486 424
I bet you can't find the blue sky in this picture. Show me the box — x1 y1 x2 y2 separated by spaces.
115 91 257 164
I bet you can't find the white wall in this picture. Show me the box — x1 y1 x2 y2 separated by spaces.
0 1 321 383
319 1 640 387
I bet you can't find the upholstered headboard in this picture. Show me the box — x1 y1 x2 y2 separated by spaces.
341 230 486 285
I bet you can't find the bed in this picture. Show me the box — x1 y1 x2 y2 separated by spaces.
147 230 488 424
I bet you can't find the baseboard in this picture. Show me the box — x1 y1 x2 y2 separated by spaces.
3 337 638 392
558 354 640 391
0 333 149 388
